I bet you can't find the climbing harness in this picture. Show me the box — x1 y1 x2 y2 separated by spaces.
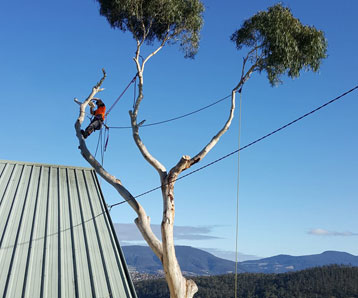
92 73 138 169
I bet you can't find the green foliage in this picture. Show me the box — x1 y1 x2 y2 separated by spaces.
231 3 328 85
96 0 204 58
134 265 358 298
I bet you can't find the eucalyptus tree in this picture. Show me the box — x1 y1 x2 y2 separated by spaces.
230 3 327 87
74 2 327 298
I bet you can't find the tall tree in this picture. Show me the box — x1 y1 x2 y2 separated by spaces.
74 2 327 297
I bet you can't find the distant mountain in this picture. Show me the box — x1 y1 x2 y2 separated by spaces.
240 250 358 273
122 245 358 276
122 245 239 276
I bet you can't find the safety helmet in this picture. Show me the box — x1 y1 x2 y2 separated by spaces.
96 99 104 106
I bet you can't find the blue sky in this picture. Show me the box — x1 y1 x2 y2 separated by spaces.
1 0 357 261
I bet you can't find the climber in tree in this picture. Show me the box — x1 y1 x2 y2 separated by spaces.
81 98 106 139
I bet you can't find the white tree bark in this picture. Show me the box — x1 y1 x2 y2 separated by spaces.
74 69 163 261
75 48 258 297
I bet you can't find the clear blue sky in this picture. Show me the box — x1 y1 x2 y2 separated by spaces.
1 0 357 261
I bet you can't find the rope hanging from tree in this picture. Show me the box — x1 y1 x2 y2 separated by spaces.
93 73 138 169
234 87 243 298
105 73 138 117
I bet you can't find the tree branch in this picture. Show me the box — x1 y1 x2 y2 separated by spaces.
76 68 106 126
132 28 171 116
142 29 171 70
133 41 142 76
129 109 167 178
74 69 163 260
186 88 237 167
129 33 170 179
189 63 257 166
233 60 257 92
168 156 191 183
164 56 259 176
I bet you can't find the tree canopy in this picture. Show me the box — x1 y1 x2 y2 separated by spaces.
96 0 204 58
231 3 328 85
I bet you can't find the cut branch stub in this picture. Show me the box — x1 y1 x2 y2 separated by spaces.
168 155 191 184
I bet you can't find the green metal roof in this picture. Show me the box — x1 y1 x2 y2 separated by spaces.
0 160 137 298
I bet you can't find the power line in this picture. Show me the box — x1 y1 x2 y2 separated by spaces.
108 94 231 129
0 212 106 251
108 84 358 208
1 84 357 251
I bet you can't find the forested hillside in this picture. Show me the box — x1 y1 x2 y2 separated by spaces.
134 265 358 298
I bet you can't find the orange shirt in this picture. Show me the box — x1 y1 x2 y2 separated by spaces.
94 106 106 121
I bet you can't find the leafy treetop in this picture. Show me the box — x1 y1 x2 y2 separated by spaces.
96 0 204 58
231 3 328 85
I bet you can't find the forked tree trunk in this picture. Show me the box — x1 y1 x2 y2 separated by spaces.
130 64 199 296
76 47 255 297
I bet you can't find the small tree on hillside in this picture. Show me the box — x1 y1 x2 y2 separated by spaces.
74 3 327 297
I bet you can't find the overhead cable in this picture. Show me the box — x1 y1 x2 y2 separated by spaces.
108 94 231 129
2 84 357 251
108 84 358 208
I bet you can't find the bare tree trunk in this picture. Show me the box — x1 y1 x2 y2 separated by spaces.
75 48 256 297
131 45 199 296
130 51 251 296
160 171 198 298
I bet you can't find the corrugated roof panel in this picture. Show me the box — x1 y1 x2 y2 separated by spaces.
0 160 136 298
